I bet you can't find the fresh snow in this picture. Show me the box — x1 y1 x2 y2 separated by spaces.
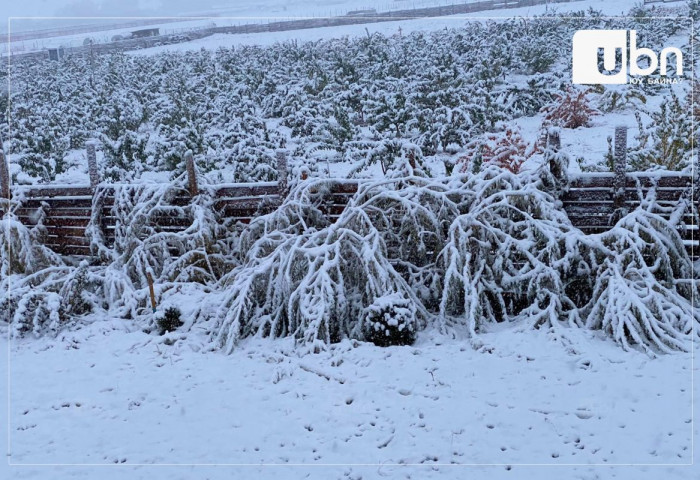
1 322 698 479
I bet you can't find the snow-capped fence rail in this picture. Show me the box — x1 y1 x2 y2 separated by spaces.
0 129 696 260
1 172 696 258
564 173 697 233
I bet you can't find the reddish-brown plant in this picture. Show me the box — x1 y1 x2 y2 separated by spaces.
458 125 538 174
542 88 599 129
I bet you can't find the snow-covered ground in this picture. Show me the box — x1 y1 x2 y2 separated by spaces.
1 321 698 479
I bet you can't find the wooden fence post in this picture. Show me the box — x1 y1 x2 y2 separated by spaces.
185 150 198 197
276 149 288 194
0 134 9 201
86 140 100 189
547 128 561 152
146 270 157 313
545 128 565 185
613 126 628 210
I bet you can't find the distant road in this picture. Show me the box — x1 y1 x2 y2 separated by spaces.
2 17 216 44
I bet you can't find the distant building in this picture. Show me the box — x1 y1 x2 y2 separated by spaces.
131 28 160 38
345 9 377 16
47 47 65 61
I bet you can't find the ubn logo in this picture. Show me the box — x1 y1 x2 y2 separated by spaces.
572 30 683 85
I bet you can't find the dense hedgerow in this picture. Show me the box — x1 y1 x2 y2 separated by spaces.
209 155 697 354
1 158 697 353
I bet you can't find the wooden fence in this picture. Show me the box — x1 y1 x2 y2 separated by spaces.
2 172 697 258
1 137 698 259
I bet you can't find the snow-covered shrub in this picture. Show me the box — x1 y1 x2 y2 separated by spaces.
0 207 66 330
11 289 63 337
348 139 429 178
364 292 416 346
582 210 694 353
516 40 558 75
4 264 91 337
628 92 694 171
57 260 94 320
542 88 599 129
537 127 570 194
100 130 150 182
213 179 429 353
596 87 646 113
85 175 229 319
458 125 537 174
3 247 102 337
0 213 60 277
156 306 184 335
439 166 577 334
98 178 226 280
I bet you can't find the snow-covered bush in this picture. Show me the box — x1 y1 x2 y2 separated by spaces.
348 139 429 178
458 124 537 174
0 213 60 277
4 265 95 337
595 87 646 113
628 92 694 171
1 224 98 335
87 177 228 319
58 260 94 320
364 292 417 347
156 306 184 335
11 289 63 337
582 210 694 353
542 88 599 129
439 166 577 334
213 179 431 353
0 208 66 331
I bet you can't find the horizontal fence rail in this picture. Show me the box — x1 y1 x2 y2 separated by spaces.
1 171 697 259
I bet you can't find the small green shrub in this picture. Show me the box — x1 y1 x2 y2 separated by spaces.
156 307 183 335
364 293 416 347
